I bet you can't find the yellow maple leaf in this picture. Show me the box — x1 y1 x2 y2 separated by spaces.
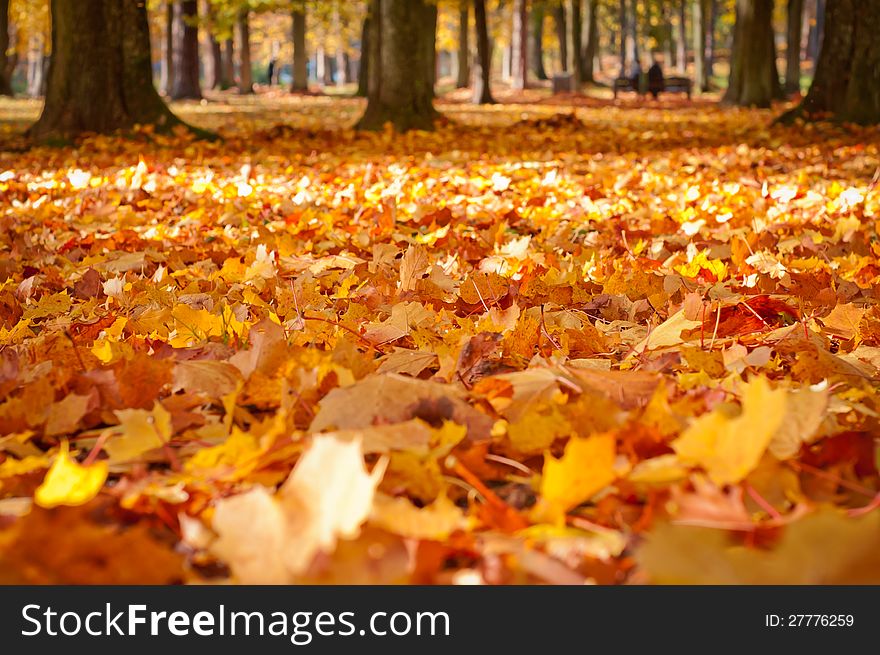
105 403 173 464
673 376 787 485
370 493 465 540
34 442 107 508
536 433 617 521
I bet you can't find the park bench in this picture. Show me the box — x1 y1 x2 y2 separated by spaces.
613 75 693 100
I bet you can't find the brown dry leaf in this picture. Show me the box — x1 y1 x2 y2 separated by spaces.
309 373 493 440
820 303 866 341
44 393 92 437
172 360 244 399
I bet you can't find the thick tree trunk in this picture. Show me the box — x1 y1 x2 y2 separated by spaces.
221 39 234 90
161 1 173 95
472 0 494 104
676 0 687 73
171 0 201 100
0 0 13 95
511 0 527 90
356 15 370 96
553 4 567 72
237 11 253 94
457 1 471 87
693 0 706 92
424 2 438 90
292 7 308 92
783 0 880 124
529 4 547 81
30 0 179 140
356 0 439 131
785 0 804 93
582 0 597 83
723 0 782 107
567 0 583 88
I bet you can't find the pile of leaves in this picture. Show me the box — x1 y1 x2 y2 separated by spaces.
0 97 879 584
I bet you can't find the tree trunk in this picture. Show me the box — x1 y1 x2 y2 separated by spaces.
457 1 471 87
676 0 686 73
472 0 494 103
529 4 548 81
553 3 567 72
292 7 308 92
806 0 825 64
511 0 527 90
26 37 44 97
30 0 180 140
356 0 439 131
161 1 173 96
208 34 222 89
785 0 804 93
723 0 782 107
618 0 627 74
0 0 13 95
171 0 201 100
783 0 880 124
706 0 717 89
627 0 639 66
567 0 583 88
316 48 333 86
693 0 706 92
221 39 234 89
356 14 370 96
237 11 253 94
425 2 438 90
582 0 597 83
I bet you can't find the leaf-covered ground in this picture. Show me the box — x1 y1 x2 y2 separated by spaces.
1 95 879 584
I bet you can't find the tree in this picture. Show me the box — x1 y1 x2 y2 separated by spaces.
0 0 13 95
723 0 781 107
222 39 235 89
785 0 804 94
29 0 180 140
626 0 639 67
457 0 471 88
356 13 370 96
618 0 626 73
567 0 583 87
171 0 201 99
529 2 548 81
292 4 309 92
472 0 494 104
782 0 880 124
356 0 439 131
205 4 224 90
237 10 253 93
511 0 528 90
160 1 174 96
553 3 567 72
676 0 686 73
693 0 706 93
581 0 598 84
